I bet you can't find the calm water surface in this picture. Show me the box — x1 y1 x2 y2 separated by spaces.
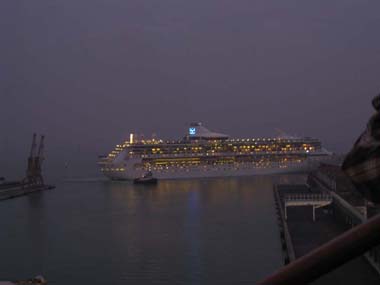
0 175 304 284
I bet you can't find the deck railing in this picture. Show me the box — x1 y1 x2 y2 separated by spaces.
284 193 332 202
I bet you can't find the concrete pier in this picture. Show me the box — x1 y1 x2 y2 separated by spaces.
0 184 54 201
274 176 380 284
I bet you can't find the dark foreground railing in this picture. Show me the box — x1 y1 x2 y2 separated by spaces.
258 213 380 284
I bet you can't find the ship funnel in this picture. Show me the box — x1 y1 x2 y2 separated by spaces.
187 122 229 140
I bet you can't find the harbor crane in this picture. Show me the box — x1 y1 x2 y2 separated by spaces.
23 133 45 186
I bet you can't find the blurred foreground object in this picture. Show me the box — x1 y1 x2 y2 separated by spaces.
14 276 46 284
342 94 380 204
0 276 46 285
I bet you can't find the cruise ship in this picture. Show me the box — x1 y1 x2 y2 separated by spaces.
98 123 332 180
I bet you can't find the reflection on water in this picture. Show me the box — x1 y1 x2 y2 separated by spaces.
0 175 305 284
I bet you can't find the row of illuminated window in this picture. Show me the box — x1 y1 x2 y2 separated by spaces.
136 160 304 171
126 145 317 156
116 138 319 147
135 152 313 159
101 168 125 172
141 157 305 166
121 138 319 144
108 141 320 159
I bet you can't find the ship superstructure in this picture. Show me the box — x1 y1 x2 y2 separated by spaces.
98 123 332 180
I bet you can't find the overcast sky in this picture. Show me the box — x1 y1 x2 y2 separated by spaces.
1 0 380 180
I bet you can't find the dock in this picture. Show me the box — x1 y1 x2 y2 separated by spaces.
273 165 380 284
0 184 54 201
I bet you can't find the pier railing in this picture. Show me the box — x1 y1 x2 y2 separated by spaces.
284 193 332 202
283 193 333 221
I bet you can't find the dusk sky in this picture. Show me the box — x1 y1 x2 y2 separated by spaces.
1 0 380 180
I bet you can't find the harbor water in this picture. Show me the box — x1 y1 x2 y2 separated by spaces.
0 175 304 284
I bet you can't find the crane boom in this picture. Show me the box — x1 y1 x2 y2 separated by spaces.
37 135 45 162
29 133 37 158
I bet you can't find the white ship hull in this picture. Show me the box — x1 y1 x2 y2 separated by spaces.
102 160 318 181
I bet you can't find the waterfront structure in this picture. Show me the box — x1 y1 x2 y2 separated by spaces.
98 123 332 180
267 181 380 284
311 165 380 274
0 134 54 201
